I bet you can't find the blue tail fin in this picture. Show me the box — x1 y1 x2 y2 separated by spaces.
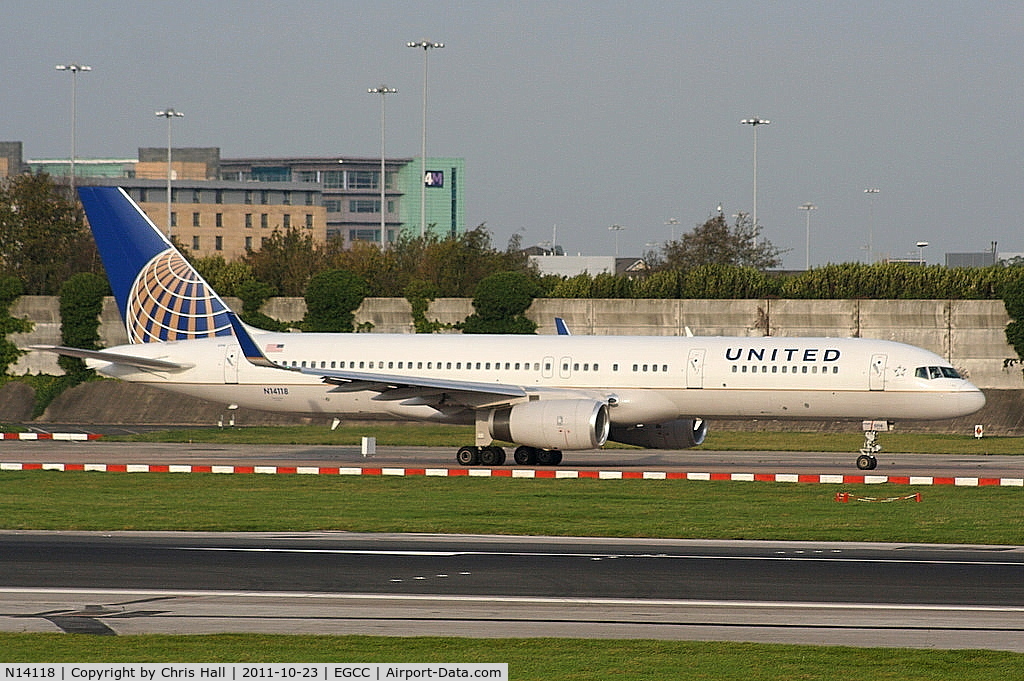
78 186 233 343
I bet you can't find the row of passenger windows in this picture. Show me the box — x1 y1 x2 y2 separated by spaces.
290 360 543 371
732 364 840 375
289 359 593 372
284 359 673 374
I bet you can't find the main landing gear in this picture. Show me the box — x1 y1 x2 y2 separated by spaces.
455 445 563 467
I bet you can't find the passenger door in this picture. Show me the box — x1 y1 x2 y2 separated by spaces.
869 353 887 391
223 344 240 384
686 348 706 389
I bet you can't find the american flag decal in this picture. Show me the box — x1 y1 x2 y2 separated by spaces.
265 343 285 353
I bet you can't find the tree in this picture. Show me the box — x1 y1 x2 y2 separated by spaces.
461 271 539 334
659 211 783 271
57 272 108 378
0 276 32 376
192 255 258 298
242 226 326 296
1003 277 1024 368
236 279 288 331
404 279 447 333
302 269 369 333
321 224 537 299
0 173 99 294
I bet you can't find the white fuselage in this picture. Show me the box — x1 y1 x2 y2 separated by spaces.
88 332 986 425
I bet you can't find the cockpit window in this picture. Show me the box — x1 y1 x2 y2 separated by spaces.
915 366 961 380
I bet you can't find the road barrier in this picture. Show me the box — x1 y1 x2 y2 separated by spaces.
0 462 1020 486
1 432 102 440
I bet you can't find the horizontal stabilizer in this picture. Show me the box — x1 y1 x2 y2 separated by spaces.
29 345 193 371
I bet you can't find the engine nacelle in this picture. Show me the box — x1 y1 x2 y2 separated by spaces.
609 418 708 449
490 399 610 451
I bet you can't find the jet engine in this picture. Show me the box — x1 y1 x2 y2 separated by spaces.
609 418 708 449
489 399 610 451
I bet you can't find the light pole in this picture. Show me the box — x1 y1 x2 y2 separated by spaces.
798 203 817 270
155 108 184 238
916 240 929 266
55 63 91 191
407 40 444 238
664 217 679 242
740 117 770 234
368 85 397 247
864 188 880 263
609 224 625 257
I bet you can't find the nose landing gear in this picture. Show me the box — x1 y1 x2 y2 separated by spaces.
856 420 892 470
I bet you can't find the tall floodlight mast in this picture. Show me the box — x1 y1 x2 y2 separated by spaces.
368 85 398 247
155 108 184 238
407 40 444 238
55 63 91 190
740 117 770 242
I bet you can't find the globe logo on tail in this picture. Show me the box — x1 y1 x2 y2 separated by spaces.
126 249 231 343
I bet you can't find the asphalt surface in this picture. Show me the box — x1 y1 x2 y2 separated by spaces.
0 532 1021 650
1 440 1023 478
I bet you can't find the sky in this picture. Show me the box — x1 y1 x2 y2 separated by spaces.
3 1 1023 268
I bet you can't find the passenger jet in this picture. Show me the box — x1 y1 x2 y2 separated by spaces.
33 187 986 470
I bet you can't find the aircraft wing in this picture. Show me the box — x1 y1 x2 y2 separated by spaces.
226 313 529 407
300 366 528 401
29 345 194 371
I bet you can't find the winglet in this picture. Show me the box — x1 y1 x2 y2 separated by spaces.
554 317 571 336
226 312 283 369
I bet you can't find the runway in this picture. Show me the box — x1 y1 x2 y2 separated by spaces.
0 531 1022 650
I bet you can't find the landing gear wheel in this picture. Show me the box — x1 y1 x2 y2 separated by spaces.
479 446 506 466
856 454 877 471
535 449 563 466
456 446 480 466
513 446 537 465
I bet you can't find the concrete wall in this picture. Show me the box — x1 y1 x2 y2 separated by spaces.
10 296 62 375
11 296 1021 389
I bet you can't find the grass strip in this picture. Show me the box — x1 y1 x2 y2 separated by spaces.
106 425 1024 455
0 472 1020 544
0 634 1020 679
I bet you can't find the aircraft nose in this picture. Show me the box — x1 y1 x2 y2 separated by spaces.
959 385 986 415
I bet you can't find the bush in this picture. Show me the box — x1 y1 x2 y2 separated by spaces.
404 279 447 334
58 272 109 378
462 271 539 334
237 280 289 332
0 276 32 376
1002 277 1024 370
302 269 369 333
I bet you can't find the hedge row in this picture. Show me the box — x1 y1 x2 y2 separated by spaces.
544 263 1024 300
